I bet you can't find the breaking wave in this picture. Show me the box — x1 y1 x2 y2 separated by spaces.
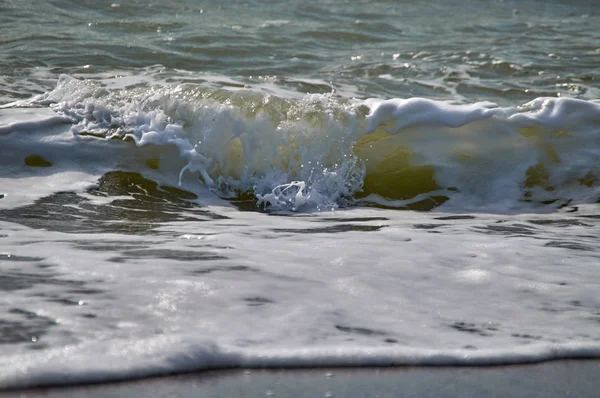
4 75 600 212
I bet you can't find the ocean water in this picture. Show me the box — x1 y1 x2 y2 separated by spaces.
1 0 600 390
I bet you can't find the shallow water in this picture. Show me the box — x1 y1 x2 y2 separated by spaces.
1 0 600 390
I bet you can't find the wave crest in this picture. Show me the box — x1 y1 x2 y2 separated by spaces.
17 75 600 211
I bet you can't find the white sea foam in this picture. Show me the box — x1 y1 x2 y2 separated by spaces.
1 204 599 389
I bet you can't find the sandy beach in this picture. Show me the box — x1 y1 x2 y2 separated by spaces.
6 360 600 397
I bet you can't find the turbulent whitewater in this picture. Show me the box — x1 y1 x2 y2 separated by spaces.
1 0 600 391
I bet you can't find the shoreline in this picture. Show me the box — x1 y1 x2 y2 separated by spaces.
5 359 600 397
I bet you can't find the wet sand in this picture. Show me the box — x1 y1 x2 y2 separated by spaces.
6 360 600 397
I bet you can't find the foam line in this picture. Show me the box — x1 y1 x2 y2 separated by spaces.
3 338 600 390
